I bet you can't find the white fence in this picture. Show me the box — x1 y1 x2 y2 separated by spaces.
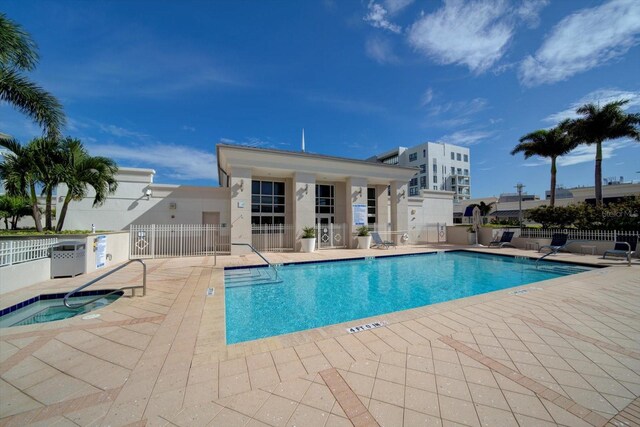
0 238 59 267
130 224 230 259
251 224 296 252
520 228 639 241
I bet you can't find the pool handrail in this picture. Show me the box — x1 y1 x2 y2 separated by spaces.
63 259 146 309
231 243 278 281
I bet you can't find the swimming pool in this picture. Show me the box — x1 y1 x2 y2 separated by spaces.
0 290 123 328
224 251 594 344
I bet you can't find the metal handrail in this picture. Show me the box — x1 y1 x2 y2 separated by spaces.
63 259 146 309
231 243 278 280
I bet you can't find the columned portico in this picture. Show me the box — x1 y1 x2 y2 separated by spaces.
217 144 417 253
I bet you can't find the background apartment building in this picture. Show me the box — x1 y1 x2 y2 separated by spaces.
371 142 471 202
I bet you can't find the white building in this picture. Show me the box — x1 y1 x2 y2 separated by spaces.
371 142 471 202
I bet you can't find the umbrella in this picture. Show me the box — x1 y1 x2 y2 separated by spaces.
471 206 484 247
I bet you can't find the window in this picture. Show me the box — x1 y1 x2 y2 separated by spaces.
432 164 437 173
409 187 419 196
251 180 285 226
463 154 469 162
433 175 437 183
433 185 438 191
451 152 455 160
382 155 398 165
410 177 418 187
315 184 335 214
457 168 462 175
450 167 455 175
419 164 426 173
420 176 426 188
409 152 418 161
456 153 462 161
423 149 426 158
367 188 376 225
463 169 469 176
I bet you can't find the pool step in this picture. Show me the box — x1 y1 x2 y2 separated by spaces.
225 268 282 287
530 266 591 275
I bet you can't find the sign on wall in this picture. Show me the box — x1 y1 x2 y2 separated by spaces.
96 235 107 269
353 204 367 226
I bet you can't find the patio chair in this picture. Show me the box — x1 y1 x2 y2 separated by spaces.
487 231 515 248
602 235 637 264
538 233 569 254
371 232 396 249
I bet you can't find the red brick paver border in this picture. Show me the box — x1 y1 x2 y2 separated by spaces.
319 368 380 427
564 298 640 321
439 335 609 427
514 314 640 359
606 397 640 427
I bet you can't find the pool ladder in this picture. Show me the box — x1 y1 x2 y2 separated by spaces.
63 259 147 309
232 243 279 281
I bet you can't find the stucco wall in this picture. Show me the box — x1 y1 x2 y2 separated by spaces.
0 258 51 295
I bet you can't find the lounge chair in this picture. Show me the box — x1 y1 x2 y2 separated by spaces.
371 232 396 249
538 233 569 254
488 231 515 248
602 235 637 264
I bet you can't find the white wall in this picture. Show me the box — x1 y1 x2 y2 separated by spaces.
59 178 230 231
0 258 51 294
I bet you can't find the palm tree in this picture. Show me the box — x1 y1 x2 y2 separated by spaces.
571 100 640 205
0 13 65 139
29 137 65 230
0 138 43 230
0 194 31 229
55 138 118 232
511 121 577 206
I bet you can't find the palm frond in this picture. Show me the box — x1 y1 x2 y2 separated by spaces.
0 13 38 71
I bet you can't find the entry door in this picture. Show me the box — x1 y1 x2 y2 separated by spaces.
316 214 334 249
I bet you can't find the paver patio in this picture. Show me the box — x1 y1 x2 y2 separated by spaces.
1 245 639 426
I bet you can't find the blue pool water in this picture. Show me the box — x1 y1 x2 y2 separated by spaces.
225 251 593 344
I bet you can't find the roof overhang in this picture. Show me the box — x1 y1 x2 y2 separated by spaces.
216 144 417 185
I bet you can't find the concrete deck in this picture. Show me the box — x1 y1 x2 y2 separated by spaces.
1 245 639 426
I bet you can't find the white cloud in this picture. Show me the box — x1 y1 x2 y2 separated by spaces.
364 1 402 34
519 0 640 86
407 0 528 73
544 88 640 123
181 125 196 132
365 37 399 64
516 0 549 28
87 142 217 181
428 98 488 117
440 130 493 146
383 0 413 14
519 140 632 167
420 88 434 106
98 124 149 140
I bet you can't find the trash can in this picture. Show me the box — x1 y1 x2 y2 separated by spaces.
51 241 86 278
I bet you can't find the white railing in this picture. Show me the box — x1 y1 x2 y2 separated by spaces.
251 224 296 252
0 238 59 267
520 228 639 241
316 223 347 249
375 223 447 244
130 224 229 259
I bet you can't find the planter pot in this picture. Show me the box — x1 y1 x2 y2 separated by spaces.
301 238 316 253
357 235 372 249
467 232 477 245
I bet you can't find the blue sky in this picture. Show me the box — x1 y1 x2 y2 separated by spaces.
1 0 639 197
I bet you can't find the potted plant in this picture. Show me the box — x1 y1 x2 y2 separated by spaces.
356 226 372 249
301 226 316 252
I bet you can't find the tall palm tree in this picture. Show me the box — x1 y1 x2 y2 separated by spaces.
0 138 43 230
29 137 64 230
56 138 118 232
571 100 640 205
0 13 65 139
511 121 577 207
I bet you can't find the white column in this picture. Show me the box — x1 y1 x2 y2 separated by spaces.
345 177 368 248
375 185 389 232
229 167 252 255
390 180 409 245
293 172 316 251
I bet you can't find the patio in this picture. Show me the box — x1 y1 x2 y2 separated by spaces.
1 245 639 426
